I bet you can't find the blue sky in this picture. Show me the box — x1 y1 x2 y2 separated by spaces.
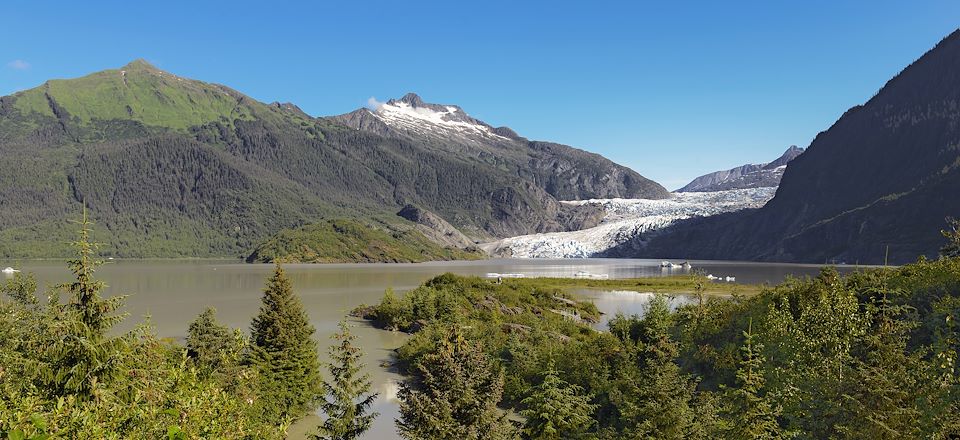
2 1 958 189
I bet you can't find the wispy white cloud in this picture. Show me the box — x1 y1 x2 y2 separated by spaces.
366 96 385 110
6 59 30 70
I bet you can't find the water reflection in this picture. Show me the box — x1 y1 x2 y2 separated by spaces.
574 289 699 330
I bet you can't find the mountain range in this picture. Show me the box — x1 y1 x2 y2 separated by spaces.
608 30 960 264
3 29 959 264
678 145 804 192
0 60 666 258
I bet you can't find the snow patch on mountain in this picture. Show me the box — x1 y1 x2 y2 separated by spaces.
373 100 510 141
483 188 776 258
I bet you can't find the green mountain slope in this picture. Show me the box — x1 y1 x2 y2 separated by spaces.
7 60 301 133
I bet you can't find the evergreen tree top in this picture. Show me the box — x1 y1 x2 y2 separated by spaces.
250 265 315 351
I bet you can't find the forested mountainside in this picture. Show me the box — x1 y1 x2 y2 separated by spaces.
678 145 804 192
0 60 663 258
610 30 960 264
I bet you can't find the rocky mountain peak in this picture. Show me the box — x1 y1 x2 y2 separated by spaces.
328 92 670 201
679 145 805 192
391 92 425 107
355 93 504 141
764 145 806 169
382 93 469 118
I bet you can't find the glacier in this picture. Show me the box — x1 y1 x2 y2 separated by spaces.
482 187 776 258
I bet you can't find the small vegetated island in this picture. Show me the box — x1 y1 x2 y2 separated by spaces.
246 218 484 264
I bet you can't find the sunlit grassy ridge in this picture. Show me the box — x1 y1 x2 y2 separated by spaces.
11 60 268 131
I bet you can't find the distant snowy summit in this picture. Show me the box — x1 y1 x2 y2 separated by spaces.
678 145 805 192
330 92 521 148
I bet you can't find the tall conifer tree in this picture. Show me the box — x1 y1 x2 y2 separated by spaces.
313 320 378 440
520 360 596 439
396 328 516 440
246 265 322 423
49 208 127 397
723 320 782 440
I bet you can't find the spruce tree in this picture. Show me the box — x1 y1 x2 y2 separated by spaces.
834 295 923 439
396 328 516 440
312 320 379 440
609 294 698 439
246 265 322 423
48 208 127 397
519 360 596 440
186 307 235 377
61 208 123 334
723 320 782 440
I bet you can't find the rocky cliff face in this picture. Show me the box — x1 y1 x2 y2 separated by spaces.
612 30 960 264
397 205 477 249
678 145 804 192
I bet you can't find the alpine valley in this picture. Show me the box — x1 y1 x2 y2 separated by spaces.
491 31 960 264
484 146 803 259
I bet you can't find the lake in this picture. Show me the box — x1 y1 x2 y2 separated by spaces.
3 258 867 438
